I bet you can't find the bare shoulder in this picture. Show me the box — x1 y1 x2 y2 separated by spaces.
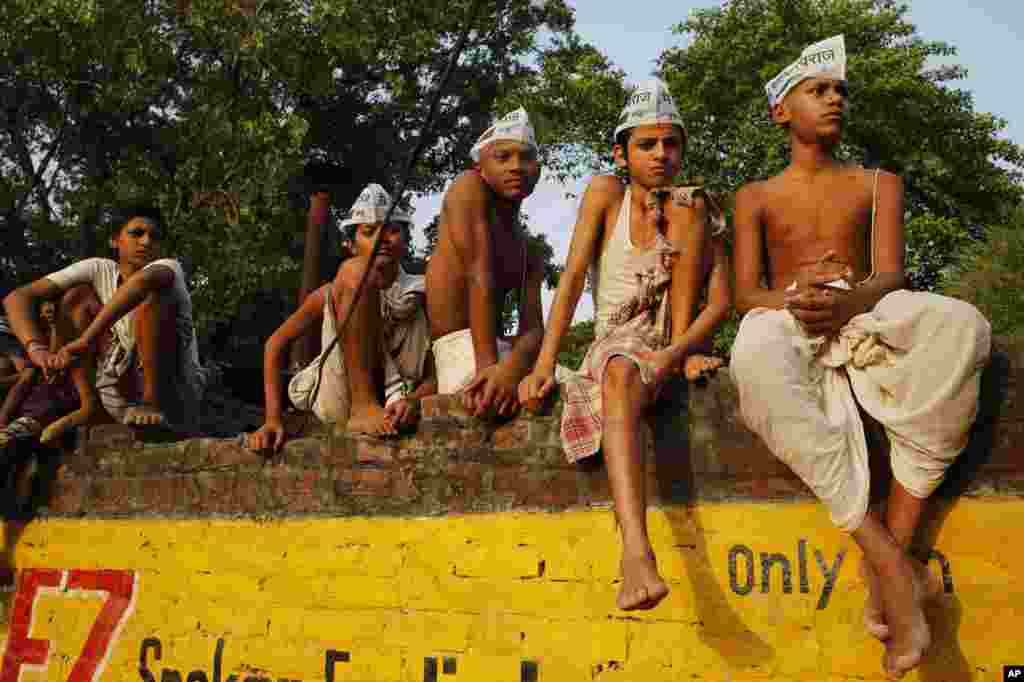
336 256 371 291
735 178 772 210
443 170 489 206
581 174 623 208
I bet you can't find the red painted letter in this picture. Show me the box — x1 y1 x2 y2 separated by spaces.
66 569 137 682
0 568 63 682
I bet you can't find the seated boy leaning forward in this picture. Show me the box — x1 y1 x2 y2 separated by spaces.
247 184 435 452
2 204 206 442
729 35 990 678
519 78 732 611
425 107 551 418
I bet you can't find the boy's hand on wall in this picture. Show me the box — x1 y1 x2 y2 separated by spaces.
463 363 520 419
518 370 555 413
247 419 286 454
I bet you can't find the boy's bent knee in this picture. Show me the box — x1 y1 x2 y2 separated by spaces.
60 284 99 312
603 356 643 396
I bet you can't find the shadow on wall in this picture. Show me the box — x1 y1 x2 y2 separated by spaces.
914 345 1013 682
650 378 776 673
0 440 64 631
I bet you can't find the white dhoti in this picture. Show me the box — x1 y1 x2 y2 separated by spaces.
730 290 991 531
432 329 513 395
289 270 431 424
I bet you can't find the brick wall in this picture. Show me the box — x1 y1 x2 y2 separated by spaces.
34 336 1023 519
0 338 1020 681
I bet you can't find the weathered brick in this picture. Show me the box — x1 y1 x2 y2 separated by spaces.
337 469 394 498
197 473 264 514
88 478 137 514
354 437 399 466
46 476 87 515
268 469 325 513
205 437 264 468
446 461 486 511
492 419 529 450
139 477 195 514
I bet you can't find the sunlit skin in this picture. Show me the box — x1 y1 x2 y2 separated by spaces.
3 214 188 441
735 76 938 677
247 220 437 453
425 139 545 419
518 122 731 611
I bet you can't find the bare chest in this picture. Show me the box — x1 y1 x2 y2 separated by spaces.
762 190 872 276
491 231 527 294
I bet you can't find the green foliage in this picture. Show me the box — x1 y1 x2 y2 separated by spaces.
659 0 1024 289
555 319 594 371
1 0 624 361
941 209 1024 337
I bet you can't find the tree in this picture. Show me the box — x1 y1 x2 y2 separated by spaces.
2 0 626 369
658 0 1024 290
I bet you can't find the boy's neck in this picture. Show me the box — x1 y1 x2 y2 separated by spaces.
787 135 841 176
117 259 141 280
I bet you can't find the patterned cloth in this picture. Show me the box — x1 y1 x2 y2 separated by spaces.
560 231 676 463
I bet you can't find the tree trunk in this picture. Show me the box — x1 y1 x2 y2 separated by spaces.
290 191 331 371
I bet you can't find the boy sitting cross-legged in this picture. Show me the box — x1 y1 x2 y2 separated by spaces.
729 35 990 678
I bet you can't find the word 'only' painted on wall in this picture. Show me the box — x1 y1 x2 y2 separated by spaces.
727 540 954 609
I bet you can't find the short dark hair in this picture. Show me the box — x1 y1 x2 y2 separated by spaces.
114 203 164 236
614 125 686 161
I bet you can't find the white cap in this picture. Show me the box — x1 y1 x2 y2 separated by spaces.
340 183 413 229
613 77 686 141
470 107 538 162
765 35 847 108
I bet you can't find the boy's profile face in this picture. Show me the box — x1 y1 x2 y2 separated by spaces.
477 141 541 201
111 217 161 268
773 76 848 141
613 124 684 188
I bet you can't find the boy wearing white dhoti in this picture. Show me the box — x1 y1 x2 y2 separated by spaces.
247 184 435 451
425 108 547 418
519 78 732 611
730 35 990 678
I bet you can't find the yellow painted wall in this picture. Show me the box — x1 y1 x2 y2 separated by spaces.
0 500 1019 681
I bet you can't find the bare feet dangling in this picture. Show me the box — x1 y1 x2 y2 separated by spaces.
617 547 669 611
346 404 397 437
861 560 889 640
880 556 932 679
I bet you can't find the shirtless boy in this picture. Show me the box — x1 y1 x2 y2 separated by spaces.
3 204 205 440
425 108 546 418
520 78 731 610
248 184 434 451
729 36 990 678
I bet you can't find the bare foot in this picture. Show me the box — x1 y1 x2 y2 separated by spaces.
346 404 397 437
40 405 106 444
880 557 932 679
861 560 889 640
684 354 723 382
123 404 168 427
617 547 669 611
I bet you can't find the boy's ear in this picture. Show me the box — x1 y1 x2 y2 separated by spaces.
771 101 791 126
612 144 628 170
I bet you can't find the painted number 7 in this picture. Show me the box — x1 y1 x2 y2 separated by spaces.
0 568 137 682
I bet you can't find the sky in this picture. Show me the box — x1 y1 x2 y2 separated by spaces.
412 0 1024 323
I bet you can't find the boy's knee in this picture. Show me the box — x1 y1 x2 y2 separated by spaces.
603 356 641 396
60 284 98 312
